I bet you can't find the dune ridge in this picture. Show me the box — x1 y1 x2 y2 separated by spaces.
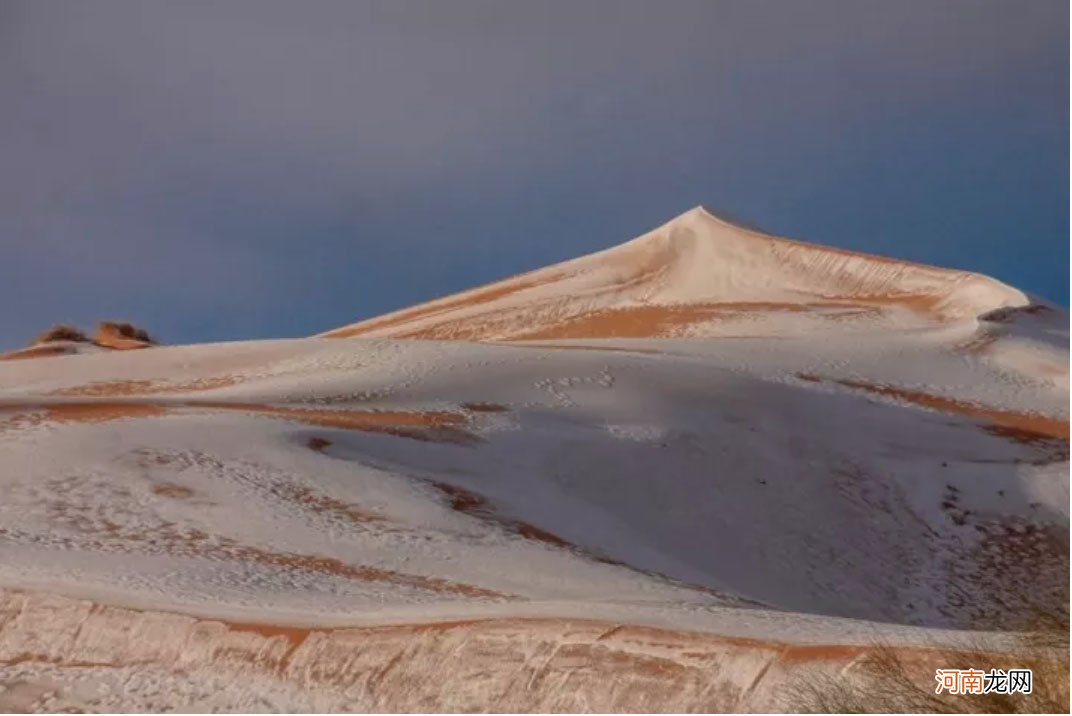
322 207 1027 341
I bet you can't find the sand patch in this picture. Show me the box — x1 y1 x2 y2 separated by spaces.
0 344 76 361
277 484 389 524
216 544 511 600
93 335 151 350
832 378 1069 441
813 292 943 315
430 481 572 549
461 402 508 413
0 402 169 428
221 620 310 650
52 376 242 397
92 322 154 350
1 400 479 444
504 303 801 341
152 483 194 499
187 402 463 428
5 494 508 600
474 300 924 341
183 402 481 444
798 374 1069 457
351 294 943 340
501 342 664 354
325 272 563 338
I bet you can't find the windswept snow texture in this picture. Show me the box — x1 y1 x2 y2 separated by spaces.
323 207 1030 340
0 209 1067 711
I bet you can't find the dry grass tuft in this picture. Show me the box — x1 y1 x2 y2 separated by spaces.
32 324 90 345
788 609 1069 713
96 321 156 344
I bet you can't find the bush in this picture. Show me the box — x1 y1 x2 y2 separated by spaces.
96 321 156 344
788 610 1069 713
32 324 89 345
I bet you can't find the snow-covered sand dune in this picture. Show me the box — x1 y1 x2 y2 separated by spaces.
0 210 1066 711
323 207 1031 340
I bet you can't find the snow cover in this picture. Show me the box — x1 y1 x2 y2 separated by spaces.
322 207 1030 340
0 209 1066 711
0 340 107 361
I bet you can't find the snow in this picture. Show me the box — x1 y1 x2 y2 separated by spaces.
0 332 1064 627
0 208 1065 710
322 207 1030 340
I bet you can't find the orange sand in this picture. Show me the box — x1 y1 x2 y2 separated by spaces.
798 374 1069 445
53 376 242 397
0 344 75 361
325 272 563 338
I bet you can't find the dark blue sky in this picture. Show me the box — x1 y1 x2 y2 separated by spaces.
0 0 1066 348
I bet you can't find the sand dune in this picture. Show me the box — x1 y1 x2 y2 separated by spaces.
323 207 1027 341
0 588 976 713
0 208 1065 712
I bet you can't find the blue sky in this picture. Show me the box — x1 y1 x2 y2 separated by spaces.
0 0 1066 348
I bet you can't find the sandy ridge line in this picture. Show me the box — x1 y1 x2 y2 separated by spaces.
797 373 1069 442
318 206 1011 341
0 515 513 600
0 344 76 361
0 399 482 443
50 375 243 396
0 585 962 658
380 298 932 341
324 271 567 338
0 583 1004 716
0 588 1017 713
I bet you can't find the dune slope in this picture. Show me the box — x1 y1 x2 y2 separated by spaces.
0 209 1066 711
323 207 1029 340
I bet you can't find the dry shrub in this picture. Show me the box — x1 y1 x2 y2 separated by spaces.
97 320 156 344
788 609 1069 713
32 324 89 345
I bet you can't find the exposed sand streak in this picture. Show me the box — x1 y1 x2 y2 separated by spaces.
52 376 242 396
325 272 564 338
0 400 479 443
0 344 74 361
373 296 944 341
431 481 573 549
151 483 194 499
510 304 798 340
321 207 1019 341
429 481 753 602
215 544 512 600
1 508 508 600
798 374 1069 444
0 402 169 428
0 588 1001 713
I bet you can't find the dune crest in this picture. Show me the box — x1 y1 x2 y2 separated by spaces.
322 207 1027 340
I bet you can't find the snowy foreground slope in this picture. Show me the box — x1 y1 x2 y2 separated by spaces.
0 210 1067 711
